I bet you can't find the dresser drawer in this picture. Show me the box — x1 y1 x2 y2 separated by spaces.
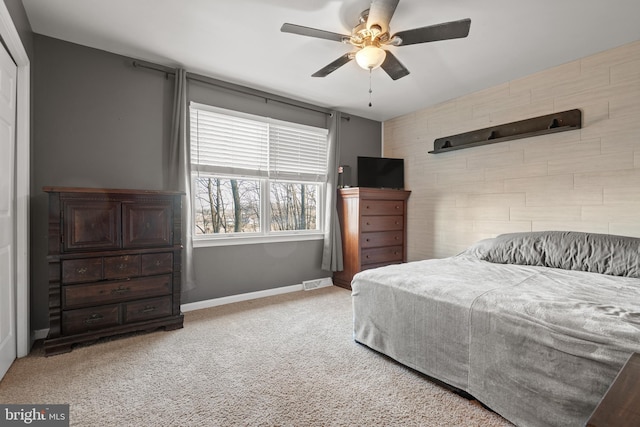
63 274 172 309
62 304 120 335
361 261 402 272
361 200 404 216
62 258 102 284
361 215 404 232
361 246 403 265
361 231 403 248
104 255 140 279
124 296 172 323
141 253 173 275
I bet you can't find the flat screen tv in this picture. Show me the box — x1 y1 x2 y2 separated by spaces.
357 156 404 189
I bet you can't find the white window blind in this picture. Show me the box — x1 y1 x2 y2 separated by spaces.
190 105 269 177
269 124 328 181
190 102 328 181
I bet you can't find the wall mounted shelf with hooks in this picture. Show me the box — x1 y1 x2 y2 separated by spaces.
429 109 582 154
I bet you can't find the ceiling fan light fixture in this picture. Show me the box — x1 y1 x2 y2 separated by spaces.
355 45 386 70
281 1 472 81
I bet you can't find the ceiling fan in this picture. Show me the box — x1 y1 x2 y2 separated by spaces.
281 0 471 81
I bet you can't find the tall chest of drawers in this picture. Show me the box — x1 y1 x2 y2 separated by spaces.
333 187 411 290
43 187 185 355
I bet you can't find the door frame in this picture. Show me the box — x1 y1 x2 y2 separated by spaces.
0 2 31 358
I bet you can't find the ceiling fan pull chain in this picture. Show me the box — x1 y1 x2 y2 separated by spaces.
368 69 373 107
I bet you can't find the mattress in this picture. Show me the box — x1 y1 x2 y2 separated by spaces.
352 239 640 427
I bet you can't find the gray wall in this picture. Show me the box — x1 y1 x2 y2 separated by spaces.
339 115 383 187
31 34 381 329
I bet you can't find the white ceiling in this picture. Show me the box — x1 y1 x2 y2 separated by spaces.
22 0 640 122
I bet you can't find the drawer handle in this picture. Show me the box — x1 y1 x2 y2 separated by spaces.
141 305 157 313
366 255 370 259
366 222 371 226
395 221 400 225
395 205 400 209
118 263 128 270
84 313 104 324
155 260 162 266
76 267 88 274
365 238 370 242
366 205 370 209
111 286 131 295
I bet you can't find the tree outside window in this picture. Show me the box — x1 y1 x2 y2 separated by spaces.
193 177 260 235
193 177 319 235
190 103 328 241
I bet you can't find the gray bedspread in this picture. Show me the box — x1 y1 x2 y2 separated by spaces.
352 243 640 426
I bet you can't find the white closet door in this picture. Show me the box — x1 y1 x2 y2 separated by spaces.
0 39 17 381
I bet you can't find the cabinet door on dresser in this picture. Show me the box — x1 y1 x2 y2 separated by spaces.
43 187 185 356
63 200 121 251
333 187 410 290
122 200 173 248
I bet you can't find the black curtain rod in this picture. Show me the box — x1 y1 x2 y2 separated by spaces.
132 60 350 120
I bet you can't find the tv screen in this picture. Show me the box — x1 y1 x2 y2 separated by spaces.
357 156 404 189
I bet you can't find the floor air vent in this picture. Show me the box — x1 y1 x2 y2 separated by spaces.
302 277 333 291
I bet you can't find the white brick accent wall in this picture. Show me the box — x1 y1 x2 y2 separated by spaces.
383 40 640 260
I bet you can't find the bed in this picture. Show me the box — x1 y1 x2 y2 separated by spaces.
351 231 640 427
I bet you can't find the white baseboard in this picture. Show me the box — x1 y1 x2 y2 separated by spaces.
181 278 333 313
32 328 49 341
181 284 302 312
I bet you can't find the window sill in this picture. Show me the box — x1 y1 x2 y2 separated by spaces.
193 233 324 248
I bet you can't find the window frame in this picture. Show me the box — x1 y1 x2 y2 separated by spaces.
190 103 328 247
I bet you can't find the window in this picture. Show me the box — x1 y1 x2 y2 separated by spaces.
190 102 329 244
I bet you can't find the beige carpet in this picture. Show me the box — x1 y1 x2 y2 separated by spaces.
0 286 512 426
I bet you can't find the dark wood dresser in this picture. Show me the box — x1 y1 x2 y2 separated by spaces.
43 187 185 356
587 352 640 427
333 187 411 290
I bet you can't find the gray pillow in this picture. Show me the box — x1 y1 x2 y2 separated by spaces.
480 231 640 278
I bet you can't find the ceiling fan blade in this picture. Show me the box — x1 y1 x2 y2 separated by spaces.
281 23 348 43
381 51 410 80
312 53 354 77
393 18 471 46
366 0 399 34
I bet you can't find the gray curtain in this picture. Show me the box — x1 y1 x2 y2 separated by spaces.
168 68 196 292
321 111 344 272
